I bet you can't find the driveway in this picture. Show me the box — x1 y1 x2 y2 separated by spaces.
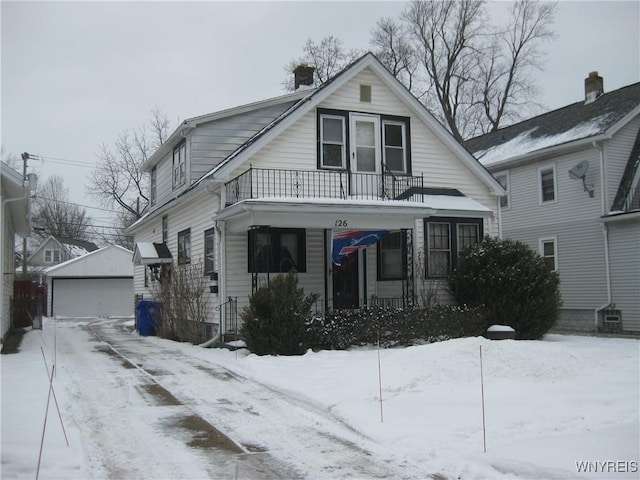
49 317 423 479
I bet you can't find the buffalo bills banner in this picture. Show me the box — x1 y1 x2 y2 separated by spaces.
332 230 390 266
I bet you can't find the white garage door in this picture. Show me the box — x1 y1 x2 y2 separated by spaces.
52 278 133 317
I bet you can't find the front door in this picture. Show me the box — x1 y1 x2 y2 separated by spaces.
350 114 380 196
332 251 359 309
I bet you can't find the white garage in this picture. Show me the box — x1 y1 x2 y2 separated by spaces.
45 245 134 318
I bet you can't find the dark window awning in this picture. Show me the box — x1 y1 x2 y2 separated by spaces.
133 242 172 265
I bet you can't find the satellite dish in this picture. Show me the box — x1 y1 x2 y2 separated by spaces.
569 160 590 179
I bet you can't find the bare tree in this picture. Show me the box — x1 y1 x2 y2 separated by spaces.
90 108 170 228
283 36 363 91
32 175 92 241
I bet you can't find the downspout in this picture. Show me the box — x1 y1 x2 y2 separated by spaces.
593 140 612 331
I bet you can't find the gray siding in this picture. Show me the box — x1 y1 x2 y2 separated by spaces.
608 219 640 332
605 115 640 211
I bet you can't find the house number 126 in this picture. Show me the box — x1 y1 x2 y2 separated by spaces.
334 219 348 227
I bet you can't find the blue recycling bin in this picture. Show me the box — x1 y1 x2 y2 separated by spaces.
136 300 161 336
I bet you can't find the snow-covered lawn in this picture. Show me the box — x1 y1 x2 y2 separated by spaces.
2 317 638 479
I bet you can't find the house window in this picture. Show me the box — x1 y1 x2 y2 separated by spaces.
382 121 407 174
540 166 556 203
360 84 372 102
173 141 186 188
204 228 215 275
177 228 191 265
44 249 60 264
248 227 306 273
425 217 483 277
162 216 168 243
319 114 346 169
378 231 405 280
495 171 509 208
150 167 157 206
539 237 558 271
144 266 150 287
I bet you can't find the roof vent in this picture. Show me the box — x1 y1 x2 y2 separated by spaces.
585 71 604 104
293 64 315 90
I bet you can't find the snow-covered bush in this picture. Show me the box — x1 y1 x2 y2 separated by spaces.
306 305 487 350
448 237 562 340
240 274 319 355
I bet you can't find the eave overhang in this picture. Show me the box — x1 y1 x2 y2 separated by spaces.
213 197 492 233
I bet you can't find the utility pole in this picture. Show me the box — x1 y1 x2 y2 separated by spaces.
21 152 29 277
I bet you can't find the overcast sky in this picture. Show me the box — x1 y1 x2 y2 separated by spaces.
2 1 639 234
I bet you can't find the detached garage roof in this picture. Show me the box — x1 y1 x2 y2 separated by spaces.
45 245 133 277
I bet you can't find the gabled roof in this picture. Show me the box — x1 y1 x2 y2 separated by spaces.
28 235 99 262
465 82 640 168
44 245 133 276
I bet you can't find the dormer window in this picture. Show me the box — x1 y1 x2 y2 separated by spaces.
45 249 61 264
173 141 186 189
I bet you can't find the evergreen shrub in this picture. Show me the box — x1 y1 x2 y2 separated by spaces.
448 236 562 339
240 274 319 355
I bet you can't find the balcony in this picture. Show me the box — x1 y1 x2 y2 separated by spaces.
224 167 425 206
623 186 640 212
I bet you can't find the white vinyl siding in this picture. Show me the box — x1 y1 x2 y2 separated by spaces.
608 220 640 331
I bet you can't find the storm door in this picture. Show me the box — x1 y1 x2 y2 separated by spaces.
349 114 381 197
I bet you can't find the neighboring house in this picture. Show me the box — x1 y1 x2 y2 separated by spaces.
1 161 34 344
466 72 640 334
44 245 134 317
28 235 99 275
128 53 504 338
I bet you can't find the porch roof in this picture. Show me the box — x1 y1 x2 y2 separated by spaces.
213 196 492 233
133 242 173 266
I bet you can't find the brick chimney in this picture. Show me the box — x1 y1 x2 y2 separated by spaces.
293 64 315 90
585 71 604 104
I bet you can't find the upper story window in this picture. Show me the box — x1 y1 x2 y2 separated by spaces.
162 216 168 243
177 228 191 265
150 167 157 206
378 230 405 280
319 114 346 169
204 228 215 275
425 217 483 278
382 121 407 174
494 171 509 208
317 109 411 175
539 165 556 203
173 141 186 189
44 249 61 264
539 237 558 271
248 227 306 273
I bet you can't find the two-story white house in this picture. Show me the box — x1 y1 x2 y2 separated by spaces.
128 53 504 339
466 73 640 334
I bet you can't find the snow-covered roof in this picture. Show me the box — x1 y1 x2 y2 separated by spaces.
466 81 640 168
44 245 133 277
133 242 172 265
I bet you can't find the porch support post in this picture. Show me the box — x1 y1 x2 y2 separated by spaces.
402 228 414 307
250 226 259 294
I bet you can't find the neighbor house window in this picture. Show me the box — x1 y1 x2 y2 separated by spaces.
248 227 306 273
150 167 157 206
162 216 168 243
540 237 558 271
319 113 346 169
204 228 215 274
425 217 483 277
382 120 407 174
173 141 186 188
177 228 191 265
44 249 61 264
378 231 405 280
495 171 509 208
540 165 556 203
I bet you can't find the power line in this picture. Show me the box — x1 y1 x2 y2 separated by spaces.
28 154 95 168
33 195 135 215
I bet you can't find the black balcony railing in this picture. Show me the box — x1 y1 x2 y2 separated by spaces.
225 167 424 205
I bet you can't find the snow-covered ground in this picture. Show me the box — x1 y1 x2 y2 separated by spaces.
2 317 638 479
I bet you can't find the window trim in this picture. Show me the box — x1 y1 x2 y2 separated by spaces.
172 141 187 189
539 236 558 271
177 228 191 265
150 166 157 206
382 119 408 175
44 249 61 264
318 110 347 170
204 228 216 275
539 164 557 204
377 230 406 281
248 227 307 273
494 170 510 209
424 217 483 278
